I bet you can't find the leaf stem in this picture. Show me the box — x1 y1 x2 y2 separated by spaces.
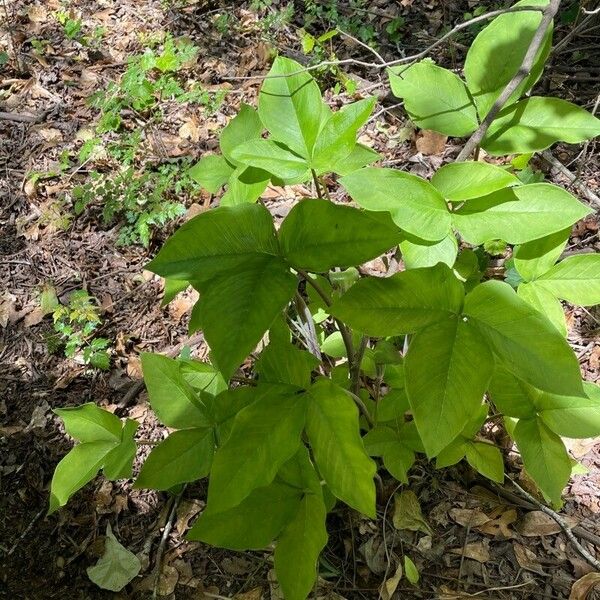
311 169 323 199
345 389 374 428
350 336 369 396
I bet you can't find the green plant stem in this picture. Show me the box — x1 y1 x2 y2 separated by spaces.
350 336 369 396
345 389 374 428
311 169 323 199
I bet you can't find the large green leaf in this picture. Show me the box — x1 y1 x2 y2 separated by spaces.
464 0 552 119
188 155 234 194
279 199 403 272
465 442 504 483
399 233 458 270
452 184 590 245
306 380 376 516
517 282 566 336
231 139 309 181
54 403 121 443
537 254 600 306
513 228 570 281
388 61 478 137
332 143 380 175
256 338 319 389
220 166 270 206
274 492 328 600
196 254 297 379
146 204 279 282
330 264 464 336
513 417 571 506
482 97 600 155
258 56 328 159
187 481 303 549
340 167 451 242
464 280 583 396
134 428 214 490
431 161 520 202
207 386 307 511
220 103 263 165
488 366 538 419
141 353 211 429
103 419 138 480
405 318 493 457
311 97 376 174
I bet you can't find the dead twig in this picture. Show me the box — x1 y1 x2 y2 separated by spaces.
456 0 561 161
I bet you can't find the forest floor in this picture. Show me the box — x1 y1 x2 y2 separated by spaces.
1 1 600 599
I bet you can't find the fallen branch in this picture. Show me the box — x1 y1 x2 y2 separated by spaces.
456 0 561 161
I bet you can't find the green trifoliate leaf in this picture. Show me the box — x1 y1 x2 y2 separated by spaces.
464 0 552 119
464 281 584 397
331 142 380 175
488 366 539 419
256 339 319 389
87 524 141 592
220 103 263 165
220 166 270 206
274 492 328 600
146 204 279 282
162 277 189 306
341 167 451 242
187 481 303 549
452 183 591 246
195 254 297 380
513 417 571 506
465 442 504 483
311 96 376 174
103 419 138 480
513 228 571 281
207 385 307 511
405 317 493 457
231 139 310 182
536 254 600 306
400 233 458 270
134 428 214 490
258 56 329 159
279 199 403 272
54 403 122 443
517 282 566 336
306 380 376 516
179 360 227 396
483 97 600 155
141 353 211 429
330 264 464 336
436 440 467 468
376 388 410 424
388 62 478 137
431 161 520 202
188 154 234 194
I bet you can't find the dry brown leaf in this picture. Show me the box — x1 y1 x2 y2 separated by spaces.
380 563 403 600
477 508 517 538
0 292 18 327
415 130 447 155
450 541 490 563
175 499 203 537
517 511 578 537
179 118 202 142
513 542 545 575
126 356 143 380
564 438 597 459
185 203 206 220
169 289 199 322
449 508 490 528
437 584 471 599
157 564 179 596
27 4 48 22
360 536 387 574
570 573 600 600
36 127 63 143
234 588 263 600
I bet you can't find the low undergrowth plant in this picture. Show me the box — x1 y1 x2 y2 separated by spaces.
51 4 600 598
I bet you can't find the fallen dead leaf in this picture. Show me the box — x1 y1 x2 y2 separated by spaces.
185 203 206 220
36 127 63 143
234 588 263 600
415 130 447 155
477 508 517 538
393 490 432 535
175 499 203 537
570 572 600 599
450 541 490 563
179 118 202 142
449 508 490 528
169 289 199 322
437 584 471 599
359 536 387 574
0 292 18 327
380 562 403 600
157 564 179 596
517 511 578 536
126 356 143 380
513 542 545 575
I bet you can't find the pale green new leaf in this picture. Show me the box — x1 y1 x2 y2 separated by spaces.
220 166 270 206
207 386 307 511
258 56 328 159
279 199 403 272
404 556 420 585
388 62 478 137
146 204 279 282
180 360 228 396
330 264 464 336
54 403 121 443
537 254 600 306
274 492 328 600
103 419 139 480
340 167 451 241
231 139 309 181
135 428 214 490
187 481 303 549
517 282 566 336
452 184 590 246
331 142 380 175
405 318 493 457
483 97 600 155
188 155 234 194
141 353 211 429
400 233 458 270
513 228 570 281
464 0 552 119
465 442 504 483
87 525 141 592
306 380 376 516
464 281 583 396
513 417 571 506
220 103 263 165
197 254 297 379
431 161 520 202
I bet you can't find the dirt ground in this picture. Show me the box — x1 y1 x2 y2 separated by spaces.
1 1 600 599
